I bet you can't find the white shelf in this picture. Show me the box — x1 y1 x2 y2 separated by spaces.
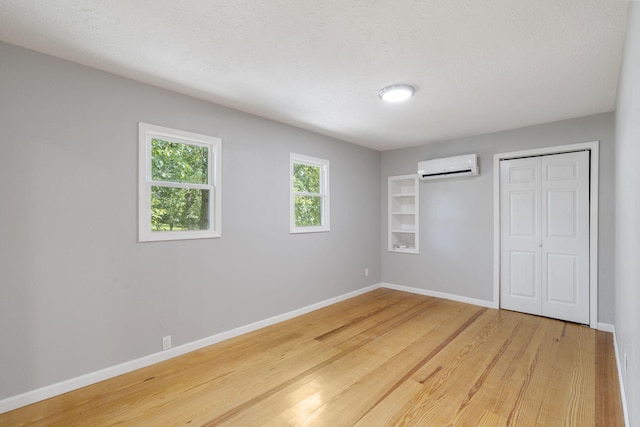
388 174 419 254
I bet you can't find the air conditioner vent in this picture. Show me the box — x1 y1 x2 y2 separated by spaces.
417 154 479 181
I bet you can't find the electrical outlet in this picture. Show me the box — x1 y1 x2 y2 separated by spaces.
365 268 369 277
162 335 172 351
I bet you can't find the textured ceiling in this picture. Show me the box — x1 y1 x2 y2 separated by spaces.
0 0 629 151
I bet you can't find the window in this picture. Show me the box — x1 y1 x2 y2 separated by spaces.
290 153 330 233
139 123 221 242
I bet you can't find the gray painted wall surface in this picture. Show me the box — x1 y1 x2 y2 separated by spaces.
0 42 381 399
615 3 640 424
381 113 616 323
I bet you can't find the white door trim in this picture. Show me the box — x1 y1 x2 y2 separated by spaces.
493 141 599 328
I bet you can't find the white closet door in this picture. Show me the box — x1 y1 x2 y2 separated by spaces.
500 151 590 324
540 152 590 323
500 157 542 316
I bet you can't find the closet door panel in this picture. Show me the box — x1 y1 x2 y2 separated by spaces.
500 151 589 324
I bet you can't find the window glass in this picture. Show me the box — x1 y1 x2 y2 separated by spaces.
294 195 322 227
151 139 208 185
151 187 210 231
293 163 320 193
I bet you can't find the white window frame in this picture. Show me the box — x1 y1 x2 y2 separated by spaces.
138 123 222 242
290 153 330 234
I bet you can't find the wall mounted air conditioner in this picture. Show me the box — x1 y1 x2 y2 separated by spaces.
417 153 479 181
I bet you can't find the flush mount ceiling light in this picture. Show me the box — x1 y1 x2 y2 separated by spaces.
378 84 416 103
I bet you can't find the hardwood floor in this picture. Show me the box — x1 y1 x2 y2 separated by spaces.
1 289 624 426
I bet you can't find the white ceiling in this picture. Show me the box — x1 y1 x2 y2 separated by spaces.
0 1 629 151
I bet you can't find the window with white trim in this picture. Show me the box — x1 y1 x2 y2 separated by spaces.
290 153 330 233
139 123 221 242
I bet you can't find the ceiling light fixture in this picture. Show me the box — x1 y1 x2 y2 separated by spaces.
378 84 416 103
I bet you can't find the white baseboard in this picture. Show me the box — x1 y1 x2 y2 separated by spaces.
612 328 630 427
0 283 381 415
597 322 615 333
380 282 498 309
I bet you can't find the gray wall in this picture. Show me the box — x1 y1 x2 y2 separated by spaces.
0 42 381 400
381 112 616 323
615 2 640 424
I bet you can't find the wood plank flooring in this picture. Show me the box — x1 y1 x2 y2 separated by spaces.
0 289 624 426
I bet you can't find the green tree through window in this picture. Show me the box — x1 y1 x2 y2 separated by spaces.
293 163 322 227
290 153 329 233
151 139 209 231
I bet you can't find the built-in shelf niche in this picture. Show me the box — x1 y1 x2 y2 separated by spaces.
388 174 419 254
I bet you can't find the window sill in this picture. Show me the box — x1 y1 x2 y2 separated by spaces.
290 226 330 234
